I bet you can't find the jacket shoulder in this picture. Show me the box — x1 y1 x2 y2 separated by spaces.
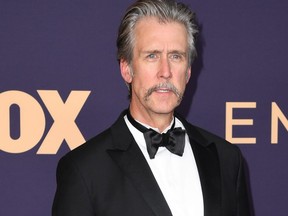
60 127 113 165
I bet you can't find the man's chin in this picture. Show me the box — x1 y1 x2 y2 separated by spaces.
149 103 178 115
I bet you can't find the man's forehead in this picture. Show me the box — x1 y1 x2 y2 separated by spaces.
133 18 188 49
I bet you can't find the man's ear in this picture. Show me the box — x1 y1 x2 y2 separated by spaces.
186 67 192 83
120 59 133 84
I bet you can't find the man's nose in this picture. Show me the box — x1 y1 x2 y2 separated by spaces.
158 57 172 79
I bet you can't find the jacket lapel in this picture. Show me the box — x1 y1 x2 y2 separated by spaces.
107 111 173 216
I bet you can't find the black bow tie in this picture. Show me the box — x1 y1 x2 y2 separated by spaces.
127 110 186 159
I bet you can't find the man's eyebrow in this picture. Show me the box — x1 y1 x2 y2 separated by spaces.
141 50 162 54
168 50 187 56
140 50 187 56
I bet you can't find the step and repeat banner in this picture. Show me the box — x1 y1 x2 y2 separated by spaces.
0 0 287 215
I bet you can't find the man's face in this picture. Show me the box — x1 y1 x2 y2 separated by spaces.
121 17 191 118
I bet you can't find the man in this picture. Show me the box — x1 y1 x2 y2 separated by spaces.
52 0 251 215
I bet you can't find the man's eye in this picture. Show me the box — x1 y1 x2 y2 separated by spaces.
147 53 156 59
171 54 182 60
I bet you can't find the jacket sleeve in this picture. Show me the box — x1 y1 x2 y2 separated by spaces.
52 156 95 216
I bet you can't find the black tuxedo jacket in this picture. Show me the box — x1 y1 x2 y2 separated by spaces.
52 110 251 216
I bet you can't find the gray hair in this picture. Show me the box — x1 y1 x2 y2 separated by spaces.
116 0 198 66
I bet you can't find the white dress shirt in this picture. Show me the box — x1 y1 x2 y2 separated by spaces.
124 115 204 216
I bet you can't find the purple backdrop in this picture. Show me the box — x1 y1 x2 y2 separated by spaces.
0 0 287 215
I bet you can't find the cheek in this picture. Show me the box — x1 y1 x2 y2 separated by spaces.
135 71 154 88
176 73 189 87
132 76 150 96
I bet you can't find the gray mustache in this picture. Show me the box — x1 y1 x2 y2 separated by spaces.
145 83 183 101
